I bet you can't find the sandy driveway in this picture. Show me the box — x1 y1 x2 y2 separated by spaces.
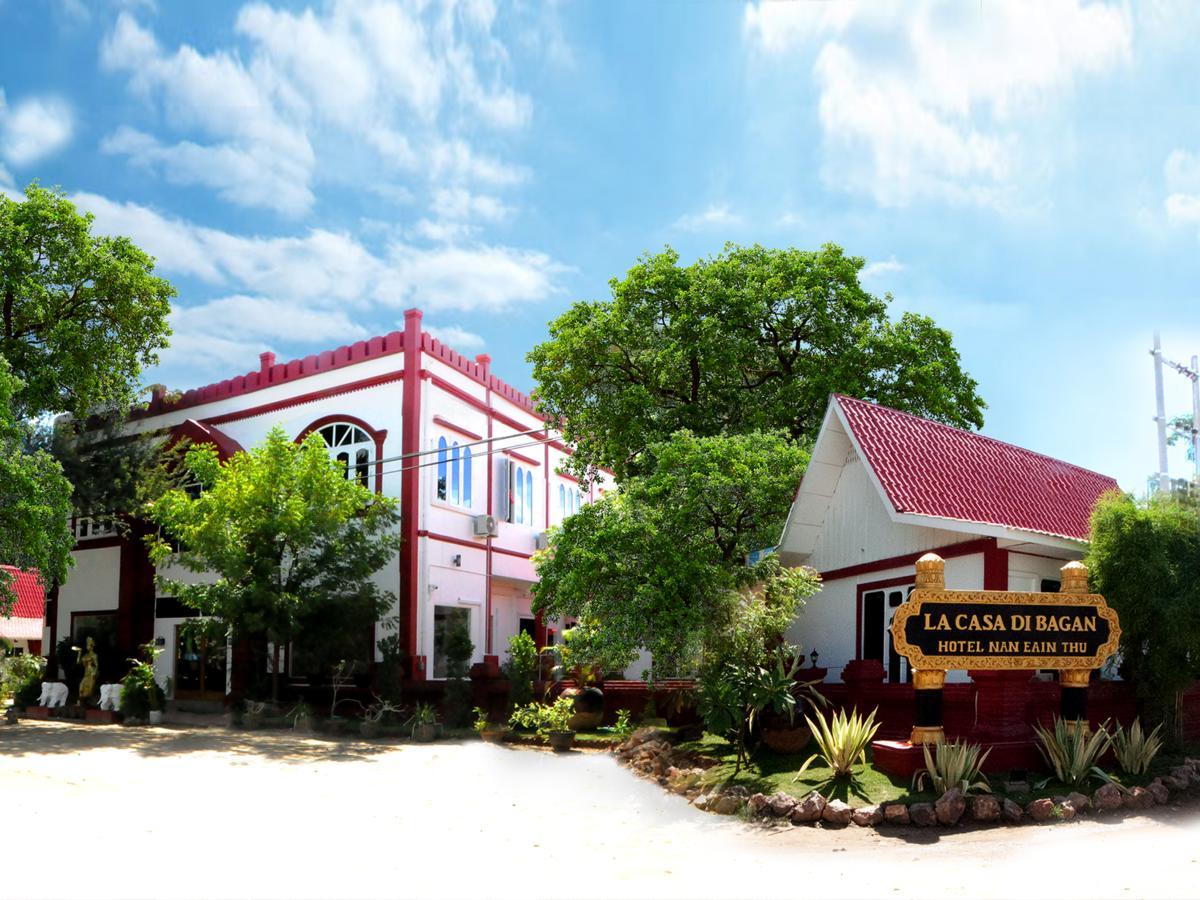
2 721 1198 899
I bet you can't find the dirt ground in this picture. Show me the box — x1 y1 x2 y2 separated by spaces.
2 721 1199 900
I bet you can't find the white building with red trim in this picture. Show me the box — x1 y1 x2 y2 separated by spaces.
48 309 609 699
779 394 1119 685
1 567 46 655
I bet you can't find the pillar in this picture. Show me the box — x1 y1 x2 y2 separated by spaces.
1059 560 1092 733
910 553 947 745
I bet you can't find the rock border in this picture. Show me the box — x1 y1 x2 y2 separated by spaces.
612 728 1200 830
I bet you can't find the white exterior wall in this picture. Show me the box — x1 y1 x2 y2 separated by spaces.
804 454 974 574
1008 552 1072 592
55 546 120 642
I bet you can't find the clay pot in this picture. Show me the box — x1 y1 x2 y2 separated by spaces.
413 723 438 742
762 722 813 754
547 730 576 752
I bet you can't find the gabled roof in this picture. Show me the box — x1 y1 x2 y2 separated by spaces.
780 395 1119 563
1 566 45 640
834 395 1118 542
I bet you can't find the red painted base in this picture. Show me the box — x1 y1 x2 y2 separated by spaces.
84 709 120 724
872 738 1043 779
23 706 53 719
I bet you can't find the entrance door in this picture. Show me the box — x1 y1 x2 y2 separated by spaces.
174 626 227 700
861 584 914 683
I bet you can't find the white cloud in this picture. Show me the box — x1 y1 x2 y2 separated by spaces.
672 203 743 232
861 257 906 280
0 90 73 166
99 2 534 217
1164 149 1200 226
744 0 1131 208
74 191 565 314
424 324 486 350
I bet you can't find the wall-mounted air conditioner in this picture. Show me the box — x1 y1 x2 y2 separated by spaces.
534 532 550 551
472 514 499 537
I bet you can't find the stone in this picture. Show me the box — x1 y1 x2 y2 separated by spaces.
767 791 798 818
969 794 1001 822
908 802 937 827
1064 792 1091 814
1147 781 1170 805
1171 766 1196 787
1056 803 1076 821
747 793 770 817
789 792 826 824
822 799 853 827
693 793 711 811
1027 798 1055 822
1126 786 1154 811
852 804 883 827
1163 775 1189 792
1093 783 1122 811
935 788 967 826
1002 798 1024 824
714 794 743 816
882 803 910 826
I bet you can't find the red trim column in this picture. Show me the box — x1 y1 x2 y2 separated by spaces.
400 309 424 679
971 541 1033 741
479 354 494 656
983 541 1009 591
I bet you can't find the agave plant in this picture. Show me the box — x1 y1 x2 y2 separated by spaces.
1111 718 1164 777
1033 717 1112 789
912 740 991 795
795 707 880 780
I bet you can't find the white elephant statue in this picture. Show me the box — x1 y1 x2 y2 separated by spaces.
38 682 69 707
98 683 123 711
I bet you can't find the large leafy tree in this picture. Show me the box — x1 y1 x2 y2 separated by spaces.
529 243 984 482
1087 491 1200 745
532 431 812 672
1 183 174 419
0 359 72 615
146 428 401 700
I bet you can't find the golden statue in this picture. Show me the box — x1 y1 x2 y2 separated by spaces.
73 637 99 706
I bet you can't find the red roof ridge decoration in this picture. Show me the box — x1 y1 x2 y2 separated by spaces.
132 319 539 421
833 394 1119 542
1 565 46 621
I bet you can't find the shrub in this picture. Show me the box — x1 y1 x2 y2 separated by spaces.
502 631 537 709
913 740 991 795
1 654 45 706
441 618 474 727
1033 717 1112 789
120 644 166 720
473 706 490 734
1111 718 1164 777
508 695 575 737
796 707 880 779
406 702 438 733
613 709 634 738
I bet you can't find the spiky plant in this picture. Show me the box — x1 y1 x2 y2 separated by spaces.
795 707 880 780
1033 717 1112 789
912 740 992 795
1111 718 1164 777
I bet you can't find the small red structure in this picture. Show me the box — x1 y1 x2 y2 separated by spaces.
0 566 45 655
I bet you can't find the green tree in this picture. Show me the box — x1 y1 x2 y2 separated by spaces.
532 431 809 672
529 243 984 483
1 184 174 419
146 428 401 701
1087 491 1200 745
0 359 72 615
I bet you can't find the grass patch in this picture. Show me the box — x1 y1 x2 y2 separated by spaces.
677 733 934 806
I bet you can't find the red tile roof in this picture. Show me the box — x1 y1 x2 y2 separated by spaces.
835 395 1119 542
1 566 45 621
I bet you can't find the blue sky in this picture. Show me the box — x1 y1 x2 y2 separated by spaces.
2 0 1199 492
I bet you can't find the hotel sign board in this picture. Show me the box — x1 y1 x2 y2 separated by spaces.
891 589 1122 671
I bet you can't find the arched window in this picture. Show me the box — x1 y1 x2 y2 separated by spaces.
515 466 525 524
436 437 448 501
558 484 566 519
316 423 374 489
524 469 534 527
576 491 583 513
451 442 461 505
463 447 472 507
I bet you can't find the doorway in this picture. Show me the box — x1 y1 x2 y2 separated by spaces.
174 626 227 700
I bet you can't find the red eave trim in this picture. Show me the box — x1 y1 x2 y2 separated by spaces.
819 537 996 583
203 371 404 426
418 529 534 560
504 449 540 467
432 416 483 442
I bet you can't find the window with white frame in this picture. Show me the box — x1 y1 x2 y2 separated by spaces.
316 422 374 488
558 483 584 520
510 464 535 526
71 514 115 540
436 436 473 508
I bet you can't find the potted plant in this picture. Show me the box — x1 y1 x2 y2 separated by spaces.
542 694 577 752
474 706 511 744
287 699 313 733
243 699 266 730
407 702 439 742
360 696 401 738
120 643 166 725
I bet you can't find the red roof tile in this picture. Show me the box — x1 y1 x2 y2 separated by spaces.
1 566 45 620
835 395 1119 542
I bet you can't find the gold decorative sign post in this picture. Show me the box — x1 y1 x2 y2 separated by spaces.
890 553 1121 744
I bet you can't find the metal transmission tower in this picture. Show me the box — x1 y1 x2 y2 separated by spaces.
1150 332 1200 494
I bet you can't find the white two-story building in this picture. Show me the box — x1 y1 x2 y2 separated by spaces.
48 308 608 700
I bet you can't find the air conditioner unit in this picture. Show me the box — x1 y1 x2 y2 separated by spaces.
472 514 499 537
534 531 550 551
